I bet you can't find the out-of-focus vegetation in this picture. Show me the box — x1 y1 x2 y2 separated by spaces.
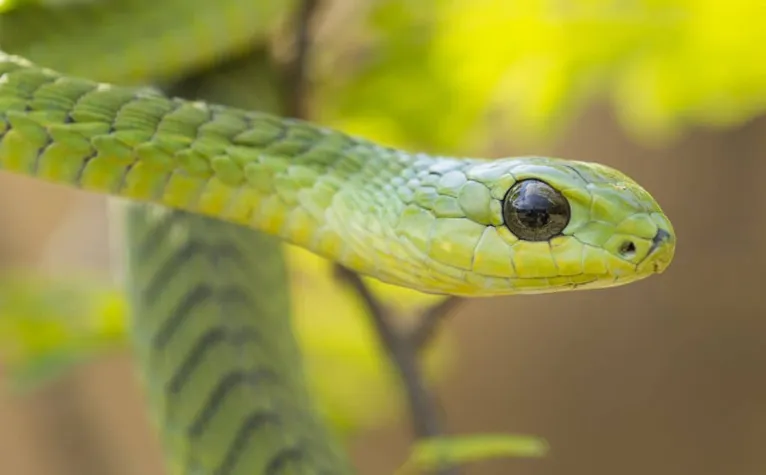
0 248 452 438
398 434 549 474
0 274 127 388
314 0 765 150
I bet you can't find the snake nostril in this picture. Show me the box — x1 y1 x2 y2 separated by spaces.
652 228 672 246
619 240 636 258
648 228 672 255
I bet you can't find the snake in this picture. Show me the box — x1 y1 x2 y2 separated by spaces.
0 2 676 474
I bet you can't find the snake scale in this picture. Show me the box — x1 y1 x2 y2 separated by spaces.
0 1 676 474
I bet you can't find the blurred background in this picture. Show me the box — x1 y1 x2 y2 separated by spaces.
0 1 764 474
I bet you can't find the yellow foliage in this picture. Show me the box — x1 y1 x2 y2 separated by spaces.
316 0 765 149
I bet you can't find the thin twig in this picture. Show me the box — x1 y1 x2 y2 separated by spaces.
409 296 463 352
286 0 319 118
334 266 445 436
334 266 459 475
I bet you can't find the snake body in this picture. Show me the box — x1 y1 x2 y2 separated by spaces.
0 0 294 85
0 53 674 296
0 6 675 474
124 205 352 474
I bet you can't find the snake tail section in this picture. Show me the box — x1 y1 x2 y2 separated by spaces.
123 205 352 475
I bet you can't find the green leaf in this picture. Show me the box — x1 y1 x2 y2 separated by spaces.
398 433 549 473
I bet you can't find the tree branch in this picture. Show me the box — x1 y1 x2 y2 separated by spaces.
286 0 319 119
333 267 460 475
409 296 463 351
334 266 448 436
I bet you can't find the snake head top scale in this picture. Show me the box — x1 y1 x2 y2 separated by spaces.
330 152 675 297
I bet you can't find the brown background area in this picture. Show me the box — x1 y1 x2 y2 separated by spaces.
0 101 764 475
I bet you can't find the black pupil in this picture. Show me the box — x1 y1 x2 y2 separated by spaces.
517 196 552 228
503 179 570 241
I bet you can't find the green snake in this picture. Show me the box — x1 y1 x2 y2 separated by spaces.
0 2 676 474
0 52 675 292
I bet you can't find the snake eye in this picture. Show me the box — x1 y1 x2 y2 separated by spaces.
502 179 571 241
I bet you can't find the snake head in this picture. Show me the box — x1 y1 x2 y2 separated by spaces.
343 155 676 296
502 158 677 293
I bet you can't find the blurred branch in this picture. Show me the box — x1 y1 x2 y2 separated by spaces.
334 267 459 475
286 0 319 118
334 266 449 439
409 296 463 351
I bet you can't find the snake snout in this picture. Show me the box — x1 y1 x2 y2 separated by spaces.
641 226 675 274
648 228 672 255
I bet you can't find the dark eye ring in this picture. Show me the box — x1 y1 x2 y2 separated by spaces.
502 179 571 241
